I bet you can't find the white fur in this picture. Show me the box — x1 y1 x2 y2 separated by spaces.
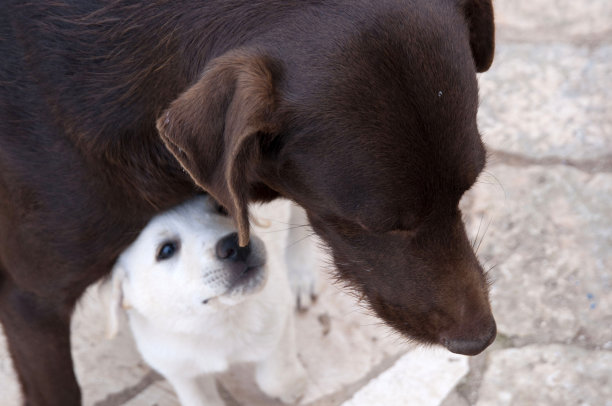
285 203 319 310
102 196 307 406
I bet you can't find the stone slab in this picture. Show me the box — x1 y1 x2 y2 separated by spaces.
478 44 612 160
460 165 612 346
121 379 180 406
476 344 612 406
71 288 155 406
342 348 469 406
493 0 612 39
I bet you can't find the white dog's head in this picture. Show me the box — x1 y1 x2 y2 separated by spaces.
104 195 268 337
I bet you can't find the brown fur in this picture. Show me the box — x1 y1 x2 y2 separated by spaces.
157 50 282 247
0 1 496 404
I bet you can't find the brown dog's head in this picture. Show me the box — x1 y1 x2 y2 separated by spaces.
158 0 496 355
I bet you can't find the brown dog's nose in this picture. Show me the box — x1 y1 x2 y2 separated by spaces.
216 232 251 262
441 319 497 356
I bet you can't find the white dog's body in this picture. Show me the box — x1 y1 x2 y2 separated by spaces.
104 196 307 406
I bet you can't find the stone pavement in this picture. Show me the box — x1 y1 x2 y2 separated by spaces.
1 1 610 405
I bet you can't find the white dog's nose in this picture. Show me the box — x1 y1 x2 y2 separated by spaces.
215 232 267 295
215 232 251 263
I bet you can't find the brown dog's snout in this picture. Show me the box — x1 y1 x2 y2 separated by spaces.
215 232 252 263
440 316 497 356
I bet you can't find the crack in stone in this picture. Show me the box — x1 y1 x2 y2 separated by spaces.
487 149 612 174
440 388 471 406
501 334 612 353
487 330 612 353
454 352 490 406
218 381 242 406
495 25 612 47
93 370 163 406
92 372 241 406
449 333 519 405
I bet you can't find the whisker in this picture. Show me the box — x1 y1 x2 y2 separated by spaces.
257 224 311 234
286 232 317 249
472 214 485 250
482 170 507 200
475 217 492 255
255 218 310 228
484 264 498 287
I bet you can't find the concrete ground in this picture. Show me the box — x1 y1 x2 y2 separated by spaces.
1 0 610 405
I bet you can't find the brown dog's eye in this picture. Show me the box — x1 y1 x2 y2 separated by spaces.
157 241 179 261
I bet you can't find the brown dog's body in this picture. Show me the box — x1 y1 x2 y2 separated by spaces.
0 1 496 404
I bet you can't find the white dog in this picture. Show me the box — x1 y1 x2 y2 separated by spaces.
102 195 307 406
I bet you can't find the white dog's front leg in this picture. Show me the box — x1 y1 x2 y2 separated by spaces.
166 374 224 406
285 203 318 310
255 315 308 404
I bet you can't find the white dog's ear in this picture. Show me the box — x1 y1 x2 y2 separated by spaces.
99 266 128 339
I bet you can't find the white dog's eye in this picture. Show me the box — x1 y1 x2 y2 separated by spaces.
157 241 179 261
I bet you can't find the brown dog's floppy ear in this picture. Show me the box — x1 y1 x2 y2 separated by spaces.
461 0 495 72
157 50 280 246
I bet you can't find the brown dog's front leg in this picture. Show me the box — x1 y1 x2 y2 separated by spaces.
0 283 80 406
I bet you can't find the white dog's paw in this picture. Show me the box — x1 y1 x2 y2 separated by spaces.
285 250 318 311
277 371 308 405
285 203 319 311
258 362 308 404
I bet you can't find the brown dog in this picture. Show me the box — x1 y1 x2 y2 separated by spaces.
0 0 496 404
